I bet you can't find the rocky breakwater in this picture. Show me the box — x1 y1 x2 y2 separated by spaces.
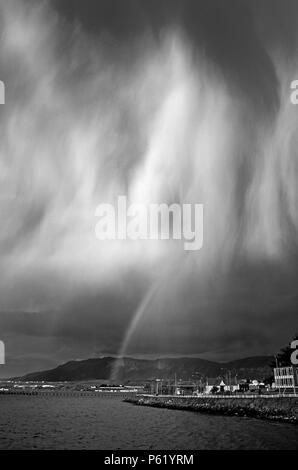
125 395 298 424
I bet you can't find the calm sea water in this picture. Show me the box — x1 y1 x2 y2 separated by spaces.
0 395 297 450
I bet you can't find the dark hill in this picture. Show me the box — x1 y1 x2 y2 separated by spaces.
17 355 273 382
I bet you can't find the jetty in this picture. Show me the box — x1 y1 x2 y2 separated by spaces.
125 394 298 424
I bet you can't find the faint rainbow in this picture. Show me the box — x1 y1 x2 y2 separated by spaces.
110 281 160 382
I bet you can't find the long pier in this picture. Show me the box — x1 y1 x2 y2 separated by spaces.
0 390 137 399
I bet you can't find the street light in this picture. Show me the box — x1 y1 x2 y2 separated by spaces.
275 356 281 396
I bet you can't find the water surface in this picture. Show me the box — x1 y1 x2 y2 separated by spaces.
0 395 297 450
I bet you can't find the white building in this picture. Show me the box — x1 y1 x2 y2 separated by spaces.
273 366 298 392
205 378 240 394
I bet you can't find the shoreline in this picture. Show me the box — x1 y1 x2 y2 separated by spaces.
125 395 298 425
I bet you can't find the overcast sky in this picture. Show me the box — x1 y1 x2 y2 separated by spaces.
0 0 298 377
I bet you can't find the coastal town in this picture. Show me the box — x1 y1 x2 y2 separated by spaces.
0 363 297 427
1 338 297 427
0 362 297 397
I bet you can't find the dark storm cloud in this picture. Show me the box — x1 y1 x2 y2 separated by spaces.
121 257 298 359
1 0 298 377
51 0 281 113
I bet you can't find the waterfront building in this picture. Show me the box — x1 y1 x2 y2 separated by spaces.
205 378 240 394
175 382 198 395
273 366 298 393
205 378 224 394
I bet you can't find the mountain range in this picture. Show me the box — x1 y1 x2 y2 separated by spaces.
17 355 274 383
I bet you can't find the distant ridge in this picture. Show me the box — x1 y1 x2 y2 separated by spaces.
16 355 274 382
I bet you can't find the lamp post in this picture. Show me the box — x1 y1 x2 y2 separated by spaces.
275 356 281 396
292 366 296 396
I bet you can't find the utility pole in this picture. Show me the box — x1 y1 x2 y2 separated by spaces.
275 356 281 396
